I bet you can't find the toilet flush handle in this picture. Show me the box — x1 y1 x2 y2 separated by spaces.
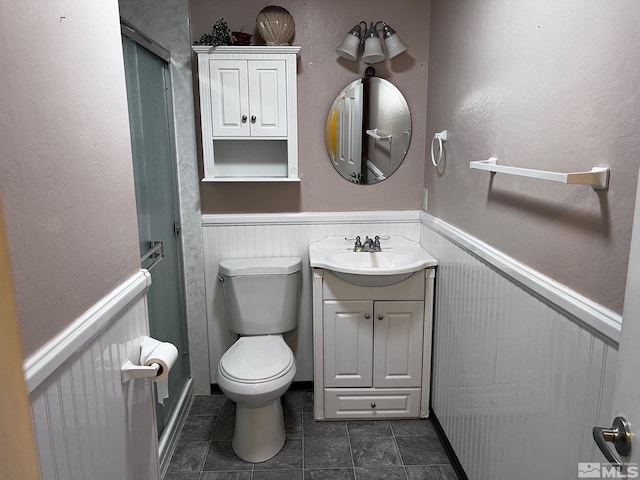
218 275 224 283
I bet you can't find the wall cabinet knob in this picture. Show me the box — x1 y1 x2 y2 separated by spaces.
371 402 376 408
251 115 257 123
364 314 371 319
378 314 384 320
241 115 247 123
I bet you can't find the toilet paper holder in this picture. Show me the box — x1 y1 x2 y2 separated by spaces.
121 360 162 384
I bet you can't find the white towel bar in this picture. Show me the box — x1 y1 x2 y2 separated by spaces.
470 157 610 189
366 128 392 143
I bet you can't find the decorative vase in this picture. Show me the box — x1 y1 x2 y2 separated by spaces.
256 6 295 46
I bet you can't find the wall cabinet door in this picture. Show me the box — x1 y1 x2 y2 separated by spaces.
210 60 250 137
324 300 373 388
248 61 287 137
373 301 424 388
210 60 286 138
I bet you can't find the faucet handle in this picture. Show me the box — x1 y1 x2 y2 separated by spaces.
353 236 362 252
374 236 381 248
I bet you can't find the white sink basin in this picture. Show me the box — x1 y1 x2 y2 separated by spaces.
325 251 419 270
309 236 437 285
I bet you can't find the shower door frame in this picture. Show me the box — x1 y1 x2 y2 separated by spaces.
120 18 191 462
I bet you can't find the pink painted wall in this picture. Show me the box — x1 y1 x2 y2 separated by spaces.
0 1 140 356
425 0 640 313
190 0 430 213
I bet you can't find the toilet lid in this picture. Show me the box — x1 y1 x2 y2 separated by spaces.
219 336 294 384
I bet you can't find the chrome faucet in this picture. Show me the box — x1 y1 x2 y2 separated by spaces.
358 235 382 252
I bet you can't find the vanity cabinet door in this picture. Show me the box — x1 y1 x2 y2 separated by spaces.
323 300 373 388
373 301 424 388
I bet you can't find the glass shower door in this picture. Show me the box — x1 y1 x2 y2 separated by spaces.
122 34 189 437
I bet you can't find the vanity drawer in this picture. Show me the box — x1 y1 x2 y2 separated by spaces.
324 388 421 419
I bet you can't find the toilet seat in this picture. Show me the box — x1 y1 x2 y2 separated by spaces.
219 335 293 384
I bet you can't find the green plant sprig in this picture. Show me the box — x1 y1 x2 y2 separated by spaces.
193 18 231 46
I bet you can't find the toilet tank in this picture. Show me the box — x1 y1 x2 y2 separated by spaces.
219 257 302 335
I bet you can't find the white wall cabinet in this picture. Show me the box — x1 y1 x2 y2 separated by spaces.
193 46 300 182
312 269 436 420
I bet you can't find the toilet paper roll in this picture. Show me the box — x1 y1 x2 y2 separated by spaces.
140 336 179 405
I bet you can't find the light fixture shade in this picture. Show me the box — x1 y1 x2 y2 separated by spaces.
381 23 408 59
361 22 385 64
336 23 364 61
384 34 408 59
336 33 361 61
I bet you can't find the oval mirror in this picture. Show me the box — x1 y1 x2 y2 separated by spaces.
325 77 411 184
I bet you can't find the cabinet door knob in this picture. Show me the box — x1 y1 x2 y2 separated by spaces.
364 314 371 319
241 115 247 123
371 402 376 409
378 314 384 320
251 115 257 123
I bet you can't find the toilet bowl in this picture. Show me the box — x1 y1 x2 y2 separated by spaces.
217 256 302 463
217 335 296 462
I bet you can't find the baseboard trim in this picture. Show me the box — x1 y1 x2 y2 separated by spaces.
420 212 622 345
430 409 469 480
159 377 194 478
288 381 313 391
23 270 152 394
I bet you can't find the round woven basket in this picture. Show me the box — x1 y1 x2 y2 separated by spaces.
256 6 295 46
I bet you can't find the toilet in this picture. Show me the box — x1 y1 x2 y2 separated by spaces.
217 256 302 463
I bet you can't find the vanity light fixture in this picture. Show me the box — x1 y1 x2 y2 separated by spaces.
336 21 408 64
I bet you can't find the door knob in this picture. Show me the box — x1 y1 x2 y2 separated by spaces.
593 416 631 469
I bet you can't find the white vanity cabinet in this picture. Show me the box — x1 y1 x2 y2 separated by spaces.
324 300 425 388
193 46 301 182
312 268 436 420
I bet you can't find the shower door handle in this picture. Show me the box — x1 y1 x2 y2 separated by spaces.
592 416 631 469
141 241 164 272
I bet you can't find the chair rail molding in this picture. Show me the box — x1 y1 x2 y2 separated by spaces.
420 211 621 345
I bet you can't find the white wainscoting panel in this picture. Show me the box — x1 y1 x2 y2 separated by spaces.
202 209 620 478
27 271 160 480
420 218 619 480
202 211 421 383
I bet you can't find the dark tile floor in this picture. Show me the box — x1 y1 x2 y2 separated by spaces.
165 390 459 480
